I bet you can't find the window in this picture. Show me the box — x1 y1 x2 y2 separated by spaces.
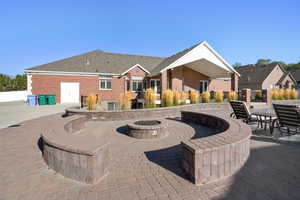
199 80 208 93
150 79 161 93
107 102 118 110
132 80 143 92
99 80 112 90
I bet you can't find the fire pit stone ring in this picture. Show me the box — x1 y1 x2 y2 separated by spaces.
127 119 167 139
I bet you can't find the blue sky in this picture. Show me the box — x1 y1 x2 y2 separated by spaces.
1 0 299 75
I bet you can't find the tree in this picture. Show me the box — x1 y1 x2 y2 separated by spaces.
276 61 287 70
14 74 27 90
233 62 242 67
0 74 27 91
285 61 300 71
256 59 272 66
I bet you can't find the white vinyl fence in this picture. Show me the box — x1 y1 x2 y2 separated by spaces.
0 91 28 102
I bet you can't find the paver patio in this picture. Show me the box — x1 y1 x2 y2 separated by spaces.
0 109 300 200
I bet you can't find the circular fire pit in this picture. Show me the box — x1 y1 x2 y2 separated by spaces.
127 120 167 139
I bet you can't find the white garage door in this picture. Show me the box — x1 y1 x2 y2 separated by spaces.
60 82 80 103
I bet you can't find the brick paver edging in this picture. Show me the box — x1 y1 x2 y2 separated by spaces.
41 115 110 184
65 103 231 121
180 111 252 185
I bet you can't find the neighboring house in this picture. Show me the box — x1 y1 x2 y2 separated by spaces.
235 63 296 90
291 69 300 85
24 41 239 108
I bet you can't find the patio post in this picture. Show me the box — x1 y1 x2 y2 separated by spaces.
242 88 251 106
262 89 272 105
161 70 168 91
231 73 239 92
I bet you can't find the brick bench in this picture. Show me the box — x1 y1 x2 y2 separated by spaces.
181 111 251 185
41 115 109 184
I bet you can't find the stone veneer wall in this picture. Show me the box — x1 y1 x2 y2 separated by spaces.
181 111 251 185
66 103 231 121
42 116 110 184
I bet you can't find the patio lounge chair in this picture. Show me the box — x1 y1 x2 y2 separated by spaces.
271 104 300 135
229 101 258 124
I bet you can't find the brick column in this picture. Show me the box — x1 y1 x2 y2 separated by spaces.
262 89 272 105
231 73 239 92
161 70 168 91
242 89 251 105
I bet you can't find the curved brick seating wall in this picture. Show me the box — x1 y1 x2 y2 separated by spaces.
41 116 110 184
66 103 231 121
180 111 251 185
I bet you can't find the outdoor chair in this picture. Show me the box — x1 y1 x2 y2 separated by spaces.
271 104 300 135
229 101 258 124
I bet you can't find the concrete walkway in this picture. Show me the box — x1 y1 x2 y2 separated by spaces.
0 101 78 129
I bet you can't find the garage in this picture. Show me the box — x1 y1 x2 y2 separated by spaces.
60 82 80 103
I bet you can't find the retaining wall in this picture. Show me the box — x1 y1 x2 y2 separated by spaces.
66 103 231 121
42 115 110 184
181 111 252 185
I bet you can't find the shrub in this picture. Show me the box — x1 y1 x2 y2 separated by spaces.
255 90 262 100
120 91 132 110
228 91 237 101
180 92 187 105
283 89 290 100
173 91 180 106
87 94 97 110
290 89 298 99
144 88 156 108
190 91 199 104
271 90 279 100
277 89 284 100
215 91 224 103
201 91 210 103
162 89 173 107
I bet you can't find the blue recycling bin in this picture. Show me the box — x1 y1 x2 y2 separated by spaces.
27 95 37 106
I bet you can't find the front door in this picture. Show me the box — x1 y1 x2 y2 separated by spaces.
199 80 208 93
150 79 161 93
60 82 80 103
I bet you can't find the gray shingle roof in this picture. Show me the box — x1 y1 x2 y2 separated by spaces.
26 43 203 76
235 62 279 85
26 50 165 75
291 69 300 81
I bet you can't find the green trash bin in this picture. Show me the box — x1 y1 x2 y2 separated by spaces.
38 95 47 106
47 94 56 105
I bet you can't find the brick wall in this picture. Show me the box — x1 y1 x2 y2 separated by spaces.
169 66 231 92
31 74 125 103
209 79 231 92
181 111 251 185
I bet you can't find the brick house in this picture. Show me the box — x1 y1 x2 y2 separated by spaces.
235 63 296 90
25 41 239 108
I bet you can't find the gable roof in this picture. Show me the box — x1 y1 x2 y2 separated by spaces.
26 50 164 75
25 42 238 77
291 69 300 81
277 72 297 85
235 62 280 85
150 41 239 76
150 43 200 74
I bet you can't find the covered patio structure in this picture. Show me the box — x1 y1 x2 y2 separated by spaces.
147 42 240 95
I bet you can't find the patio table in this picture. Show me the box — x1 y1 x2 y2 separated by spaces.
251 108 276 133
